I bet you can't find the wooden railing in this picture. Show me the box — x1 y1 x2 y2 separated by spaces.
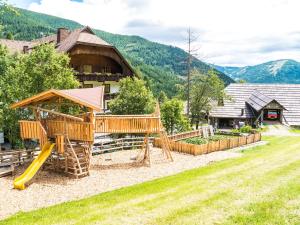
19 120 42 140
93 137 151 154
95 116 161 133
19 120 48 148
154 133 261 156
44 120 94 142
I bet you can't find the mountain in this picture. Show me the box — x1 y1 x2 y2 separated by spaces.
212 59 300 83
0 8 233 97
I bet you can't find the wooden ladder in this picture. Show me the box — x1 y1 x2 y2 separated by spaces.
65 138 89 178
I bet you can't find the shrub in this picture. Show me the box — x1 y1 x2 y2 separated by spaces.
239 125 253 133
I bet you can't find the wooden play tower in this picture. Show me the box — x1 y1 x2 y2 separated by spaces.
11 87 172 189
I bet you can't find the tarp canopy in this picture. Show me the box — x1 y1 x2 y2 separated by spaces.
10 87 104 112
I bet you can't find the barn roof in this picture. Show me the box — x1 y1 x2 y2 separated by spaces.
246 90 286 112
11 87 104 112
210 83 300 125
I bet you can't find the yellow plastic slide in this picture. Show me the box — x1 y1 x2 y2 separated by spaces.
14 142 55 190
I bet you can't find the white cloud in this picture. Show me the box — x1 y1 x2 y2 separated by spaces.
25 0 300 66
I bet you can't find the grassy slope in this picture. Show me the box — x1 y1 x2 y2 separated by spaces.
2 136 300 225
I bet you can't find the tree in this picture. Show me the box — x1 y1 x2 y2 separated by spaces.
158 91 168 104
0 44 79 148
190 69 226 129
109 77 155 115
5 32 13 40
185 28 199 116
161 98 191 134
0 0 18 33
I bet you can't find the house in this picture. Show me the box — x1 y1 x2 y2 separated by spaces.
209 83 300 128
0 26 135 111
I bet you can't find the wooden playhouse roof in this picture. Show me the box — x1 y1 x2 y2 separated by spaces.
11 87 104 112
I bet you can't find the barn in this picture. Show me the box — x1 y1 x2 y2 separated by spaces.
209 83 300 128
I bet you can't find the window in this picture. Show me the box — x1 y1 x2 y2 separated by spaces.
83 84 93 88
83 65 92 73
104 84 110 94
106 101 111 111
72 65 80 72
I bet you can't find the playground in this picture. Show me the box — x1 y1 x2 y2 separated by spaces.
0 86 264 219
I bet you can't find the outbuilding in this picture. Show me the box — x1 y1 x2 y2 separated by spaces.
209 83 300 128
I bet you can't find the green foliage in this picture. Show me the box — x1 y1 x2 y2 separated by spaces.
0 8 233 98
160 98 191 134
239 125 253 133
109 77 155 115
0 44 78 148
185 134 236 145
190 69 226 128
232 125 253 134
158 91 168 104
185 136 208 145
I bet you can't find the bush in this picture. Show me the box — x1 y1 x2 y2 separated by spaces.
239 125 253 133
185 137 208 145
231 125 253 134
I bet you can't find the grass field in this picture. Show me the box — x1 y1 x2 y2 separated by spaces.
2 136 300 225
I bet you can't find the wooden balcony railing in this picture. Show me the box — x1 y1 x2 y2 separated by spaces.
19 120 47 148
95 116 161 133
75 73 126 82
44 120 94 142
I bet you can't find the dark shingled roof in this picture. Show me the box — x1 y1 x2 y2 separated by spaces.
246 90 272 111
210 83 300 125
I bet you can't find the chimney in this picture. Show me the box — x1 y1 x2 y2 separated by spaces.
57 28 69 43
23 45 29 53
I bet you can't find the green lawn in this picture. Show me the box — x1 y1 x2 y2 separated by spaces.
2 136 300 225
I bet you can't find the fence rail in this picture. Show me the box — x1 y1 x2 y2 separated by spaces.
93 137 152 154
154 132 261 156
0 149 40 167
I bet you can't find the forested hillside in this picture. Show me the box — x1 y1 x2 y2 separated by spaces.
212 59 300 84
0 8 233 97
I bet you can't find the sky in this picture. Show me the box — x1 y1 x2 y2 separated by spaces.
8 0 300 67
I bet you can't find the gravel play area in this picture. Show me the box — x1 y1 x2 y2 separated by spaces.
0 147 244 220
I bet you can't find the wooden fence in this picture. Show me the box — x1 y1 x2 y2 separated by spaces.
93 137 153 154
168 126 213 141
154 132 261 156
95 116 160 134
0 149 40 167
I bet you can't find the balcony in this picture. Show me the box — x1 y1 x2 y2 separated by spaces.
75 73 127 82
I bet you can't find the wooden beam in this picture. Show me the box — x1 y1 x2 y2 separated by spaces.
30 106 84 122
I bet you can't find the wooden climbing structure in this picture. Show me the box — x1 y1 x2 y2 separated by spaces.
11 87 105 179
95 104 173 165
11 87 172 187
